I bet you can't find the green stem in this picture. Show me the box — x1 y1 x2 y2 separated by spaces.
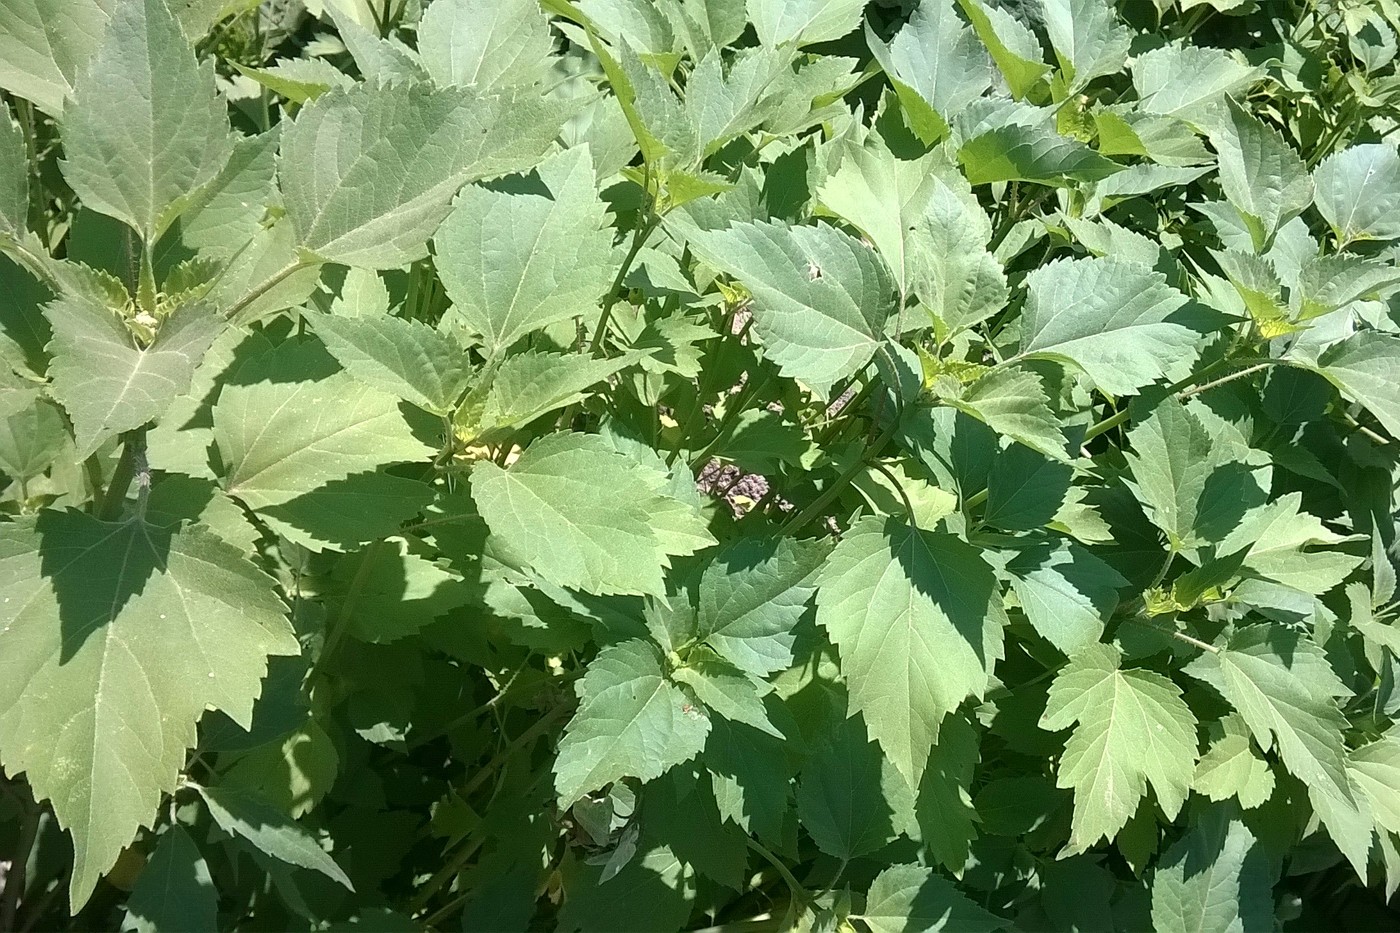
869 458 917 527
313 542 383 682
96 428 147 522
1177 361 1272 399
779 421 896 536
587 214 657 356
963 486 989 511
744 838 810 908
0 800 38 932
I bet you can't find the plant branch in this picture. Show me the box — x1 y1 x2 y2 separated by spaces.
0 801 39 932
225 257 317 325
779 420 896 537
96 428 148 522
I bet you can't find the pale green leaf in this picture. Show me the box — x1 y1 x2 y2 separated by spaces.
0 396 69 483
0 510 298 909
1192 714 1274 809
60 0 232 244
956 0 1049 100
0 104 27 238
1150 804 1275 933
748 0 867 47
554 638 711 804
1184 624 1354 809
673 649 781 737
951 366 1066 462
1206 98 1312 251
1042 0 1130 90
959 123 1122 186
1313 142 1400 243
47 295 223 459
332 537 474 643
176 128 280 260
213 339 434 511
686 219 895 398
1006 540 1127 655
121 826 217 933
1040 642 1197 850
470 433 702 597
1350 730 1400 837
324 2 427 86
232 58 351 104
1216 492 1363 596
194 783 352 889
0 0 113 116
435 146 614 355
420 0 554 91
1122 396 1215 549
686 45 790 155
280 80 568 269
310 311 471 415
1314 330 1400 438
1017 257 1197 396
473 350 649 437
797 714 913 860
907 166 1007 336
816 516 1004 787
1132 43 1259 124
859 864 1006 933
876 0 993 134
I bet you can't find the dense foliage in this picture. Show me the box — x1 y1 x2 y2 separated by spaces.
1 0 1400 929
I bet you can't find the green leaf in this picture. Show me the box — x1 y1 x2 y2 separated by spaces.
470 432 706 597
1040 642 1197 850
0 0 112 116
435 145 614 356
698 536 829 677
1312 142 1400 243
0 103 28 238
1206 98 1312 252
194 783 353 889
685 45 790 155
60 0 231 244
872 0 993 137
1192 714 1274 809
673 649 781 737
796 714 913 860
556 844 694 933
554 638 711 804
951 366 1067 462
1017 257 1197 396
906 164 1007 336
858 864 1006 933
419 0 554 91
1215 492 1363 596
1006 540 1127 655
1314 330 1400 438
232 58 351 105
1132 43 1259 125
983 443 1073 531
959 124 1122 187
0 510 298 908
213 339 433 513
1042 0 1130 90
324 2 428 86
1350 730 1400 837
121 826 217 933
748 0 867 47
703 713 794 844
956 0 1049 100
473 350 648 437
280 80 568 269
816 516 1004 787
46 295 223 459
686 219 896 398
176 128 280 260
310 311 471 416
1150 804 1275 933
1123 396 1233 550
0 396 69 483
1184 624 1355 810
331 538 474 643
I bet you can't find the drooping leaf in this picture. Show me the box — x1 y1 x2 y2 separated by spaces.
1184 624 1355 809
419 0 555 91
280 80 569 269
435 146 615 355
816 516 1004 787
1312 142 1400 243
1206 97 1312 252
959 123 1122 187
212 338 433 516
1017 256 1198 396
310 311 472 416
554 638 711 804
1040 642 1197 850
1313 330 1400 438
60 0 232 244
0 510 299 908
1150 804 1276 933
1042 0 1130 90
121 826 217 933
951 366 1067 462
194 783 353 889
1192 714 1274 809
859 864 1006 933
0 0 113 116
470 432 707 597
685 218 895 398
871 0 992 138
748 0 867 47
46 294 223 458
